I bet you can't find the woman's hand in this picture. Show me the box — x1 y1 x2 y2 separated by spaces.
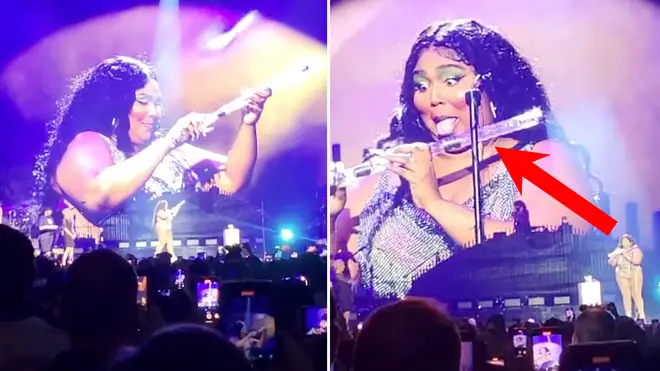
383 142 442 211
241 88 273 126
166 112 216 147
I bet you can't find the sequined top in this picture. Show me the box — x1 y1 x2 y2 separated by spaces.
105 136 191 198
101 136 190 239
355 143 534 298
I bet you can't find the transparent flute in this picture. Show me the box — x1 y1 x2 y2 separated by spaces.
334 107 544 187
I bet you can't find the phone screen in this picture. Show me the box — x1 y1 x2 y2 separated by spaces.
460 342 474 371
137 276 147 306
174 269 185 289
304 306 328 336
220 284 276 362
196 278 219 308
513 333 527 348
532 332 562 371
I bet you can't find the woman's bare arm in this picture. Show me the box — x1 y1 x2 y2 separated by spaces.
630 247 643 265
55 132 172 221
424 140 593 245
170 200 186 216
334 175 382 282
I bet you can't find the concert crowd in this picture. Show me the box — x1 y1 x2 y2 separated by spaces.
329 294 660 371
0 224 328 371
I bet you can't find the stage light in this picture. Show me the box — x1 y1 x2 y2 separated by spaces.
280 228 294 241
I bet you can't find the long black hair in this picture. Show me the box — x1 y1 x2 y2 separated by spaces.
32 56 157 206
377 19 564 150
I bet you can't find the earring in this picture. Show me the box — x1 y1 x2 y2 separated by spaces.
490 101 498 120
111 118 118 142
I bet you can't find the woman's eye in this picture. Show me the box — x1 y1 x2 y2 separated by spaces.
413 81 429 91
445 76 462 87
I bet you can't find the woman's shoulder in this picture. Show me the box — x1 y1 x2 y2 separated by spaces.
65 131 114 155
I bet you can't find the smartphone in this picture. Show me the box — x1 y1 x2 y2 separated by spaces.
137 276 147 306
197 277 220 323
531 327 563 371
174 269 185 289
219 280 276 363
303 306 328 336
460 331 475 371
510 326 528 358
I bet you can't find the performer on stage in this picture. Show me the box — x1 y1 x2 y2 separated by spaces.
33 56 271 233
61 205 76 266
37 207 58 256
608 234 645 320
153 200 185 260
330 19 594 298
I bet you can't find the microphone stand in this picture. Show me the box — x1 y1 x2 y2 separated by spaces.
466 88 485 245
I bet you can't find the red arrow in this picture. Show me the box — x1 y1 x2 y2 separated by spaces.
495 147 617 235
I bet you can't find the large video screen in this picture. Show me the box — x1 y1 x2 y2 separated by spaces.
329 0 660 300
0 4 327 259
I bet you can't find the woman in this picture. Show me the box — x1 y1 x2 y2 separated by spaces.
153 199 185 259
33 56 270 235
61 205 76 266
608 234 645 320
330 19 593 298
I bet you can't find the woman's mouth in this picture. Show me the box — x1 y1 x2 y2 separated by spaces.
434 117 459 136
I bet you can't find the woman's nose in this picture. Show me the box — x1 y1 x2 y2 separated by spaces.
430 85 445 107
148 103 163 118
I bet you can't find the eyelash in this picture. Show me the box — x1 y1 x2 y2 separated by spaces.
413 81 429 91
445 75 462 86
136 99 162 106
413 75 464 91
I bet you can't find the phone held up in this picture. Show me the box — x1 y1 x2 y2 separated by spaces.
219 280 277 365
196 276 220 323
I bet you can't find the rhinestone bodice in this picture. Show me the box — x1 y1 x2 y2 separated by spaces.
355 143 534 298
106 137 190 198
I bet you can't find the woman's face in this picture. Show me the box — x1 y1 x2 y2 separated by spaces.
621 237 633 248
412 47 495 138
128 79 163 146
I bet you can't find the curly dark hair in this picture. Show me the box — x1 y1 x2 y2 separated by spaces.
32 56 157 206
377 19 564 149
361 19 590 250
152 199 169 227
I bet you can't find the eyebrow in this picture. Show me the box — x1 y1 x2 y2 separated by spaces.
135 92 161 100
413 63 466 76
